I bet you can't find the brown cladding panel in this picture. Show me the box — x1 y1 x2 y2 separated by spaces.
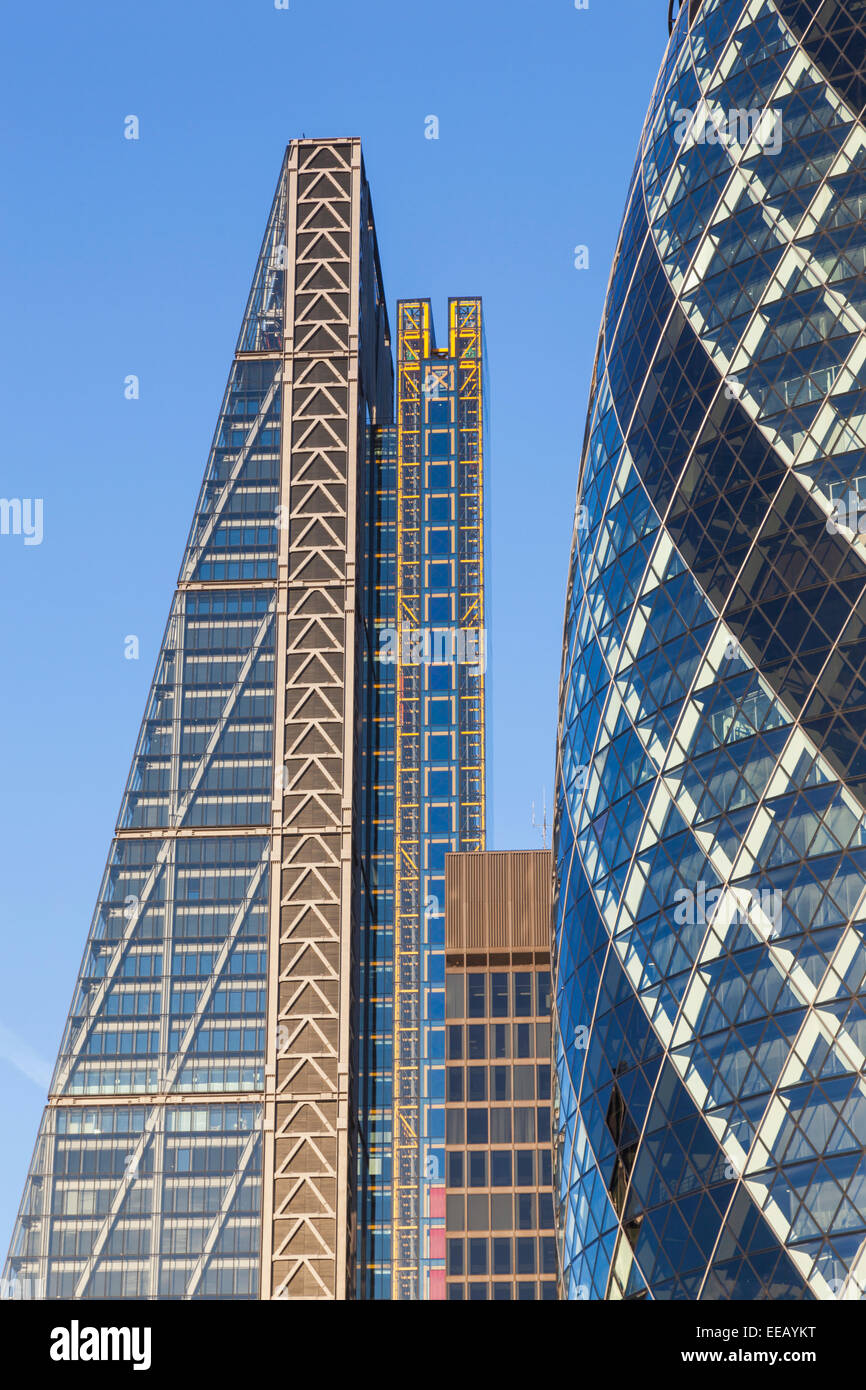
262 138 363 1302
445 851 553 954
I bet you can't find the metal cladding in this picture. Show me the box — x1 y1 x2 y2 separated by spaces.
445 851 552 953
260 139 391 1302
554 1 866 1300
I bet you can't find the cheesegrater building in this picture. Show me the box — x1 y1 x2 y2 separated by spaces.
555 1 866 1299
3 138 487 1301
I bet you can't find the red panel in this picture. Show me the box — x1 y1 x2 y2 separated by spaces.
430 1185 446 1218
429 1268 446 1301
430 1226 446 1259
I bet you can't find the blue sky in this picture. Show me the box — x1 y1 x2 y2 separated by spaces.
0 0 667 1248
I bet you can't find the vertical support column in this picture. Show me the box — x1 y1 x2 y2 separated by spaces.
451 299 486 852
336 139 363 1300
261 144 298 1301
261 139 363 1299
392 301 431 1299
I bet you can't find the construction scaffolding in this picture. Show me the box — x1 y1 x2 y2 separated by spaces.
392 298 486 1299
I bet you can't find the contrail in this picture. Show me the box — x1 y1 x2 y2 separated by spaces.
0 1023 51 1090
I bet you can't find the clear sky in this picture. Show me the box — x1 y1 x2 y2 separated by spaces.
0 0 668 1249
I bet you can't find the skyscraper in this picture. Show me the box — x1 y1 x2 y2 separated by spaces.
355 298 487 1301
4 138 486 1301
443 850 556 1301
555 1 866 1299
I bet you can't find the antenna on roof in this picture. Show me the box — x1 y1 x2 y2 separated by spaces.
531 789 549 851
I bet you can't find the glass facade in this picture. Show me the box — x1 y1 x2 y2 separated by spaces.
354 426 398 1299
4 141 485 1301
388 299 487 1301
3 159 288 1297
554 1 866 1300
444 965 556 1301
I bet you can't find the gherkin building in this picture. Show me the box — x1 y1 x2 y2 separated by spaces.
554 0 866 1300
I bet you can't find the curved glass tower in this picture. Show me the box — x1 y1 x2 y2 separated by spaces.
554 0 866 1300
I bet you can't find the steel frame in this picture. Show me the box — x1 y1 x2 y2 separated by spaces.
391 298 486 1298
261 140 365 1300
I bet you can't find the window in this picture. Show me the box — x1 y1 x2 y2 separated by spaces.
428 593 452 622
516 1237 537 1275
491 973 509 1017
427 665 451 693
514 1107 535 1143
429 734 451 761
490 1109 511 1143
491 1194 512 1229
491 1066 511 1101
493 1238 512 1275
427 562 451 592
467 1066 487 1102
446 977 463 1020
428 805 452 834
467 1195 489 1230
427 697 452 727
514 973 532 1016
428 431 451 461
446 1110 465 1145
447 1195 465 1230
513 1065 535 1100
468 1025 486 1060
467 975 486 1017
426 841 449 872
467 1110 488 1145
517 1194 536 1230
468 1151 488 1187
491 1150 512 1186
428 528 452 557
515 1024 533 1058
516 1151 535 1187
